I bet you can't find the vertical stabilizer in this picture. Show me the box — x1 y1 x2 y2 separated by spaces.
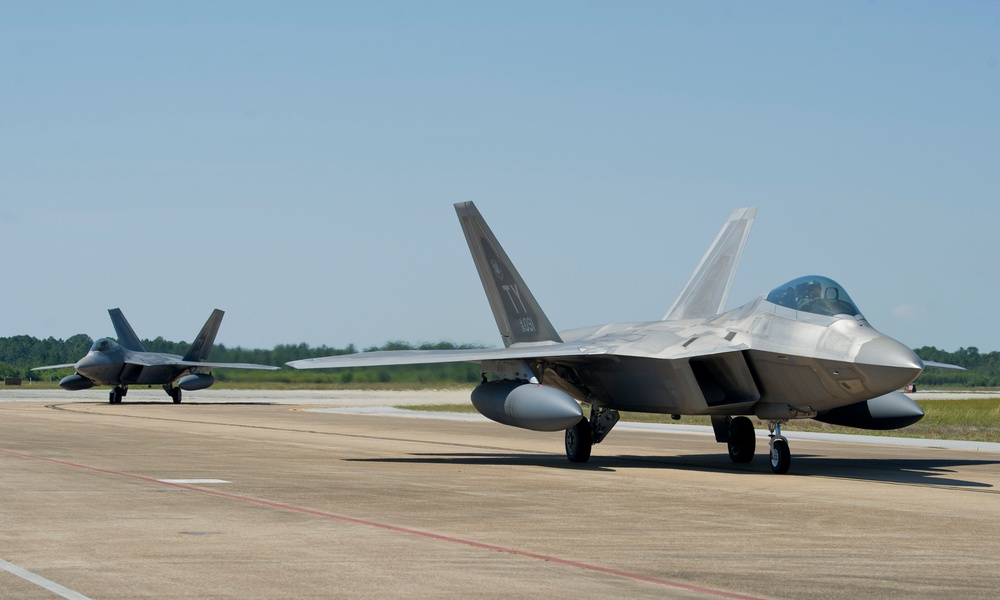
455 202 562 347
664 207 757 321
108 308 147 352
183 309 225 362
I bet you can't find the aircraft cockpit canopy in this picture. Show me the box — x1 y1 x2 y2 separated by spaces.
765 276 861 317
90 338 119 353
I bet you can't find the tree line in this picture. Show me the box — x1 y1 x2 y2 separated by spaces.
1 335 995 388
911 346 1000 387
0 335 484 386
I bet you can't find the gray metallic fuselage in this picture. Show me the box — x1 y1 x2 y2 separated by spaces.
543 295 921 419
34 308 279 402
285 204 939 471
73 342 210 387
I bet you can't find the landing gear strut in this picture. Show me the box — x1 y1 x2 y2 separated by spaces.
768 421 790 474
715 415 791 473
564 404 620 463
164 384 182 404
727 416 756 463
109 385 126 404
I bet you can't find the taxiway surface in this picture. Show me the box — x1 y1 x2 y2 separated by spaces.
2 389 998 599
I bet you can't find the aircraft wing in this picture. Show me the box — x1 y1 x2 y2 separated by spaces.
178 361 280 370
118 353 279 370
286 339 751 370
921 360 965 370
31 363 77 371
287 344 613 369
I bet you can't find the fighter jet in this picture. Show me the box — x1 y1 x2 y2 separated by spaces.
288 203 956 473
34 308 279 403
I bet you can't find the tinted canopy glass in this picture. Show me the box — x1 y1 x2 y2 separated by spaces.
765 276 861 317
90 338 118 352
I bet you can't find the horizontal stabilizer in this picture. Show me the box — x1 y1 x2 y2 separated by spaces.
31 363 77 371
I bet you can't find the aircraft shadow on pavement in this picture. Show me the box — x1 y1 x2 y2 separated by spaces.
113 401 278 406
778 455 999 488
346 452 619 472
612 453 998 488
618 454 999 488
348 451 998 487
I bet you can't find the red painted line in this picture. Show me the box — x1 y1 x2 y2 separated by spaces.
1 448 762 600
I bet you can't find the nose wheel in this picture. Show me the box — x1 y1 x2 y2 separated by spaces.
109 386 126 404
768 421 791 474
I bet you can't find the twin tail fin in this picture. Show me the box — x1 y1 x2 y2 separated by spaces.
455 202 562 347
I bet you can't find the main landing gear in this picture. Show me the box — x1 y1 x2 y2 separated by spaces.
163 384 182 404
564 404 620 463
564 410 795 472
109 385 127 404
565 418 592 463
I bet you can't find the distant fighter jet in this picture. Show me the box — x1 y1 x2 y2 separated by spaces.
34 309 279 403
288 203 958 473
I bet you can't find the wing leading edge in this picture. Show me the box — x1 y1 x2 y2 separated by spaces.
288 344 603 370
119 353 280 370
287 338 750 370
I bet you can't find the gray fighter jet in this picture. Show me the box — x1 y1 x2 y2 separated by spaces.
288 203 957 473
34 308 279 403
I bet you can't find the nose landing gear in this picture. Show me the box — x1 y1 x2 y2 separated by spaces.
768 421 790 474
109 385 127 404
716 416 793 474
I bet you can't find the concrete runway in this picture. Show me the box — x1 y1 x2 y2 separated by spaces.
2 389 999 599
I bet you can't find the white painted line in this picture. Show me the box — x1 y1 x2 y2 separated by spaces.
157 479 232 484
0 557 94 600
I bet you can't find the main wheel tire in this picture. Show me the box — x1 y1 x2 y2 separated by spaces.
172 389 182 404
727 416 755 463
770 438 791 474
565 417 593 463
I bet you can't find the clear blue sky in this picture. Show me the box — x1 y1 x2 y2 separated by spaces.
2 2 998 353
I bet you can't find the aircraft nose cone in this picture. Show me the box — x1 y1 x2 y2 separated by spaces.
857 335 924 370
74 352 113 378
855 335 924 393
75 354 101 370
